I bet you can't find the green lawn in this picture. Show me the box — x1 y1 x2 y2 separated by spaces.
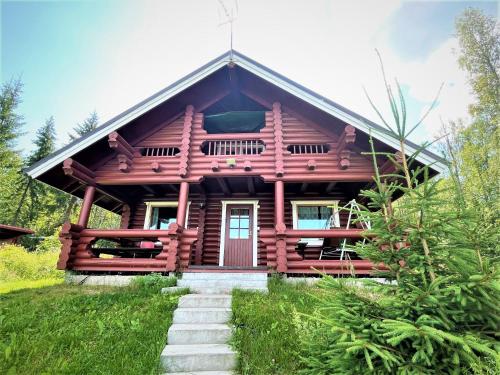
231 277 324 375
0 278 63 294
0 282 183 375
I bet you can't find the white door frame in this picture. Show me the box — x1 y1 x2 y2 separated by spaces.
219 200 259 267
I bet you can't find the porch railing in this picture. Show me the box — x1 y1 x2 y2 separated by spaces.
58 223 198 272
260 228 379 275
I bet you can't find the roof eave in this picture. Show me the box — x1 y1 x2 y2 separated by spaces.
26 49 447 179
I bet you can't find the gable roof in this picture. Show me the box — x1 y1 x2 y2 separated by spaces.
26 50 447 178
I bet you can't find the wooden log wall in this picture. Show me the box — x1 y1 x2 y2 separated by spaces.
93 105 375 185
128 190 352 267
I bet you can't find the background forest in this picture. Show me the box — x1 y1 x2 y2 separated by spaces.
0 8 497 253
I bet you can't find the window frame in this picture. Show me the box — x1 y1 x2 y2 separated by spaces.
143 201 191 229
291 200 340 246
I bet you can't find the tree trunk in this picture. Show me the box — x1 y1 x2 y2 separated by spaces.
12 179 31 226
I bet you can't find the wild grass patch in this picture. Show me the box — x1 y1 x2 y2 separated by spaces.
231 276 324 374
0 283 184 374
0 244 63 282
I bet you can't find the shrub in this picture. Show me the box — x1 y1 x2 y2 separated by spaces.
0 244 62 282
35 230 61 253
130 273 177 291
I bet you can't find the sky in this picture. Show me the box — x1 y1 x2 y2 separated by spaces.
1 0 499 155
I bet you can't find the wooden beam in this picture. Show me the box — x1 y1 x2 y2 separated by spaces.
176 182 189 227
228 63 241 108
247 177 256 195
337 125 356 170
165 184 179 193
62 158 95 186
326 182 337 193
239 88 273 109
196 89 232 112
273 102 285 177
141 185 157 195
178 105 194 178
108 131 135 159
77 185 96 227
380 152 404 176
274 181 285 228
217 178 231 196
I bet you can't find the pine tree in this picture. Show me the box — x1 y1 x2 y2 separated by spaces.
68 111 98 141
12 117 57 227
0 79 24 165
300 55 499 375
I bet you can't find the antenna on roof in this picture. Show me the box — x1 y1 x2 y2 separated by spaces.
217 0 238 61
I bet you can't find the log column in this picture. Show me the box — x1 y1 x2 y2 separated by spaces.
77 185 96 227
275 180 285 228
176 182 189 227
274 180 288 273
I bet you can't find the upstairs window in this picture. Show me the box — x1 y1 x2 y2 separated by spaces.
141 147 180 157
204 111 265 134
287 144 330 154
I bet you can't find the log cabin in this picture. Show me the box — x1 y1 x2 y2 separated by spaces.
26 51 445 276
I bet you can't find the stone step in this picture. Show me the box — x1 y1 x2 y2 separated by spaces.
168 323 231 345
173 308 231 324
177 280 267 289
182 272 268 281
178 294 232 308
187 286 268 294
161 344 236 372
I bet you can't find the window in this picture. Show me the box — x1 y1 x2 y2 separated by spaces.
228 208 250 239
141 147 180 157
143 201 191 229
204 111 265 134
287 144 330 154
291 200 339 246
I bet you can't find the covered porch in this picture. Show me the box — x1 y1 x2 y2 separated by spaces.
58 176 377 276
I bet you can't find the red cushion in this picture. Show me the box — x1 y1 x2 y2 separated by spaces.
139 241 155 249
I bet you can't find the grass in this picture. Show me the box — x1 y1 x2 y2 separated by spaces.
0 280 184 375
0 278 63 294
231 276 325 374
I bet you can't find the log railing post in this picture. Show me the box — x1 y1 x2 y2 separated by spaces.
165 223 182 272
77 185 96 227
274 180 288 273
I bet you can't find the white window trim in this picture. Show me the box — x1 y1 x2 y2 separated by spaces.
291 200 340 246
143 201 191 229
219 200 259 267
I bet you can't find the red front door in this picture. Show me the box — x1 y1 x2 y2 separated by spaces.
223 204 253 267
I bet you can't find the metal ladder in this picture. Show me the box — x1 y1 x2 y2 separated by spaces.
320 200 371 261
